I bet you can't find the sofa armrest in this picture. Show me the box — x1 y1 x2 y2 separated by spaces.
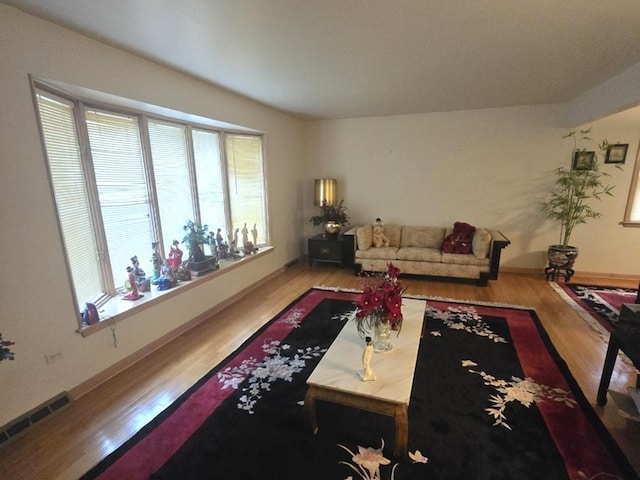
478 230 510 285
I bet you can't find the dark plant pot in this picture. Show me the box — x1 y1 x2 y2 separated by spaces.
547 245 579 269
188 255 219 276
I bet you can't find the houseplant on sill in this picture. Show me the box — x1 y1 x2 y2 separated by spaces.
309 200 349 238
540 128 620 281
182 220 218 275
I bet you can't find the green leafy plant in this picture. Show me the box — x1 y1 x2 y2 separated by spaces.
182 220 209 262
540 128 620 248
309 200 349 226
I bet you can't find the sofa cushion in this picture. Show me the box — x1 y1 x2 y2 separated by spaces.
397 247 442 262
355 246 398 260
400 226 445 249
442 252 490 266
356 224 373 251
472 228 492 259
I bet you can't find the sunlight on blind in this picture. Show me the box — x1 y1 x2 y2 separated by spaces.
85 109 155 289
148 120 195 254
37 93 105 307
226 134 266 244
193 129 226 236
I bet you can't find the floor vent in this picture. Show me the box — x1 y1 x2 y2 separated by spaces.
0 392 70 446
285 259 300 268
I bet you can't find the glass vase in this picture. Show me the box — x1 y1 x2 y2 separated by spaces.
373 314 393 353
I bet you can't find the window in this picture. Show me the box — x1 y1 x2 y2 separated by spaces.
624 144 640 225
35 85 267 323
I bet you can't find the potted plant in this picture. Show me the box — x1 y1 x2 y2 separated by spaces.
182 220 218 275
309 200 349 238
540 128 620 280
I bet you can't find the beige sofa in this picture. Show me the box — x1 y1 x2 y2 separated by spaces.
352 224 510 286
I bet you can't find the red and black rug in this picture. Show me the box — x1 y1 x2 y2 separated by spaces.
81 288 638 480
551 282 638 336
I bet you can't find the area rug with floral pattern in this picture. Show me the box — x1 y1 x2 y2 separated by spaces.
550 282 638 339
81 288 638 480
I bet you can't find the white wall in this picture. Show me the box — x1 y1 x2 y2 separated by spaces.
0 6 305 426
304 105 640 274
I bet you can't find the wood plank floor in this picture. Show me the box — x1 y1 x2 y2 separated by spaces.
1 265 639 479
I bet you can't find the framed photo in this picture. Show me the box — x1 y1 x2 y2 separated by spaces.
572 151 595 170
604 143 628 164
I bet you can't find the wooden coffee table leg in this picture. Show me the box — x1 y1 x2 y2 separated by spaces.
597 336 620 406
303 386 319 434
394 404 409 458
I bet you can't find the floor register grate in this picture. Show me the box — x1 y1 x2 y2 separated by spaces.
0 392 70 445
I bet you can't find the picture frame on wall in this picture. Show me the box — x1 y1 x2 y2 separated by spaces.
572 150 595 170
604 144 628 164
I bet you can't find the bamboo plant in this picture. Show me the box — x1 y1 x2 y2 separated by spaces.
540 128 619 248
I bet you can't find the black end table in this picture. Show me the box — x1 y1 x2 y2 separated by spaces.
308 234 354 267
597 303 640 406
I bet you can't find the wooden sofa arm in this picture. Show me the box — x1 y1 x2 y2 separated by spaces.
478 230 511 285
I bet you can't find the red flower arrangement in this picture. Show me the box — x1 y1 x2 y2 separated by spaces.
355 262 404 336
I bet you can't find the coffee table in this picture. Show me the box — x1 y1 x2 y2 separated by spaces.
303 298 426 457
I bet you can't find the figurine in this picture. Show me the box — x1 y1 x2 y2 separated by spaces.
242 223 249 246
167 239 183 270
251 223 258 246
157 259 176 291
150 242 162 284
229 228 239 254
131 255 150 292
175 261 192 281
358 336 376 382
216 228 224 247
123 266 142 300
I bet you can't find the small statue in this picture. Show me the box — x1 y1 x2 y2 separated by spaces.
216 228 224 247
229 228 239 254
251 223 258 246
150 242 162 284
131 255 150 292
243 241 255 255
175 261 191 281
358 336 376 382
242 223 249 246
123 266 142 300
167 240 183 270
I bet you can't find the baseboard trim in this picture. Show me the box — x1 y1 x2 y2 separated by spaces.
68 266 285 400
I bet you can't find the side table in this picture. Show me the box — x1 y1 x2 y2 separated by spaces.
308 234 353 267
596 303 640 406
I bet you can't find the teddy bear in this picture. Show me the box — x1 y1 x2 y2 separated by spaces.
442 221 476 254
372 218 390 248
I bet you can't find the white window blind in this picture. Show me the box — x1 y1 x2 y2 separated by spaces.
85 109 155 291
193 129 226 237
148 120 195 255
35 85 268 326
37 93 105 307
226 134 266 245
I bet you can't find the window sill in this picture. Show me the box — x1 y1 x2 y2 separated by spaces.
77 246 274 337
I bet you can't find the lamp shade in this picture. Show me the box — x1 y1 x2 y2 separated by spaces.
314 178 337 206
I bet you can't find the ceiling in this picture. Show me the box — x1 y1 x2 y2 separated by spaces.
5 0 640 119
